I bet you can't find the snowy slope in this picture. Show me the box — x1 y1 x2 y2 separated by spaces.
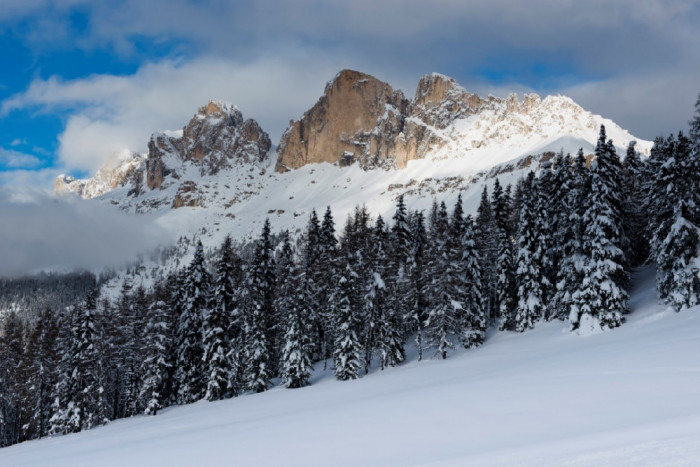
3 267 699 466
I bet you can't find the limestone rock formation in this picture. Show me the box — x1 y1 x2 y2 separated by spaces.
275 70 640 173
147 101 271 191
55 101 272 211
275 70 410 171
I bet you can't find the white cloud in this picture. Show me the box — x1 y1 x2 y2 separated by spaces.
3 56 350 172
0 147 41 169
0 188 170 276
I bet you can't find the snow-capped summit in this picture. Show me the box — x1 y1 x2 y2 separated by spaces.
53 70 652 245
55 150 145 199
275 69 649 173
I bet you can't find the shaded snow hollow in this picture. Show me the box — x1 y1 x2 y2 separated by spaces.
2 266 699 466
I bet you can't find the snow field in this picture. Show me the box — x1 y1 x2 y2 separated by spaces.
2 267 699 466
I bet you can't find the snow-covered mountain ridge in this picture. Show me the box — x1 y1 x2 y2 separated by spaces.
54 70 652 245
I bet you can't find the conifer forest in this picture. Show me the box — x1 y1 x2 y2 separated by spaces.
1 114 699 447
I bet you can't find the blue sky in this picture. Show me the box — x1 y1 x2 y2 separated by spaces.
1 0 699 189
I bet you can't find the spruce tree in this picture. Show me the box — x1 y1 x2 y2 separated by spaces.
425 201 458 358
244 219 276 393
459 215 485 348
0 312 26 446
139 286 172 415
406 210 428 360
496 228 517 331
301 210 323 361
203 236 238 401
514 173 546 331
534 164 555 314
551 151 587 321
25 308 60 439
371 216 405 370
570 126 629 332
689 93 700 148
622 141 649 267
333 264 363 381
50 289 107 434
278 233 314 388
175 240 210 403
647 132 700 310
475 187 497 322
318 206 339 367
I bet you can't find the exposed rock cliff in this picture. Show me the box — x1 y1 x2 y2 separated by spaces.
147 101 271 191
275 70 410 171
275 70 647 173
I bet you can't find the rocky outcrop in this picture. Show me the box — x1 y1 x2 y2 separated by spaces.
55 152 145 199
410 73 487 128
274 70 536 172
55 102 271 212
275 70 647 173
146 102 271 190
172 181 199 208
275 70 410 171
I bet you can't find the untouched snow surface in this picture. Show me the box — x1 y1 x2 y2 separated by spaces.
2 268 699 466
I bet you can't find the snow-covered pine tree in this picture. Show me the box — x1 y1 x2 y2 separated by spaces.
548 153 573 295
277 233 314 388
119 286 147 417
622 141 649 267
332 263 363 381
139 283 172 415
388 194 412 346
570 126 629 332
318 206 339 367
362 215 387 372
459 215 486 348
551 151 587 321
244 219 276 393
475 185 497 322
202 236 239 401
25 308 60 439
300 210 324 361
534 162 555 315
50 289 107 435
424 201 458 359
496 228 517 331
371 216 405 370
391 194 412 266
406 210 428 360
656 204 700 311
175 240 210 404
491 178 512 238
514 172 546 331
647 132 700 311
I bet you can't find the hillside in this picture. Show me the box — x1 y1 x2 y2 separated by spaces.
1 267 699 466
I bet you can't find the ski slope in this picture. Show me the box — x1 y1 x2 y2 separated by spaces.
2 267 699 466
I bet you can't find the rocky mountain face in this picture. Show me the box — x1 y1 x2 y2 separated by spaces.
274 70 637 172
57 102 271 209
147 101 270 191
54 69 649 227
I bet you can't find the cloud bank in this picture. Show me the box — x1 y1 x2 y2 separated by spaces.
0 189 170 276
